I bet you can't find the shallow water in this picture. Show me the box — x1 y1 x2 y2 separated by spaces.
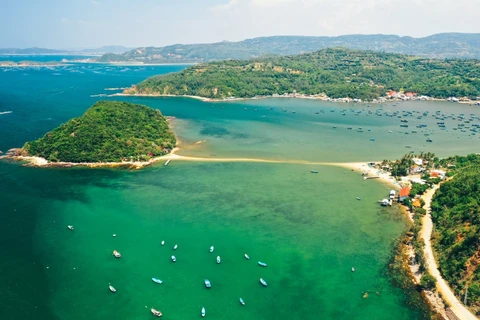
1 63 478 319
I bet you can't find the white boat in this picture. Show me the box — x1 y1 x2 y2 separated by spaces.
109 285 116 293
258 261 267 267
171 255 176 262
352 267 355 272
164 159 171 166
161 240 165 246
216 256 221 264
210 246 214 253
112 234 116 237
239 298 245 305
113 250 121 258
244 254 250 260
201 307 206 317
356 197 361 200
204 279 211 288
260 278 267 287
151 308 162 317
173 244 178 250
67 225 74 231
152 278 163 284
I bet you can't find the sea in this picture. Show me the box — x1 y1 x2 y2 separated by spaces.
1 56 479 320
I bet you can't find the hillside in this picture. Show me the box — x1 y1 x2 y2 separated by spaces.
98 33 480 63
431 158 480 314
127 48 480 100
22 101 176 163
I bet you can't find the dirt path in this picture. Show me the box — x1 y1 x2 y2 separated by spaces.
420 185 478 320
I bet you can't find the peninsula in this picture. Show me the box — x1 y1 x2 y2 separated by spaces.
5 101 176 168
124 48 480 102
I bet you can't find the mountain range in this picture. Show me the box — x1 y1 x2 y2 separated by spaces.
0 46 132 55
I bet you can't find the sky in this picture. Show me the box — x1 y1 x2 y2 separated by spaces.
1 0 479 49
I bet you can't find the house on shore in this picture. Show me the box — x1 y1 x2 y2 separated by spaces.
399 187 411 202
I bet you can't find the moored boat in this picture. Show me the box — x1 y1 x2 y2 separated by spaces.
239 297 245 305
210 246 214 253
217 256 221 264
151 308 162 317
356 197 361 200
161 240 165 246
171 255 176 262
152 278 163 284
67 225 74 231
311 170 318 173
258 261 267 267
260 278 267 287
109 285 116 293
201 307 206 317
244 254 250 260
173 244 178 250
204 279 211 288
352 267 355 272
113 250 121 258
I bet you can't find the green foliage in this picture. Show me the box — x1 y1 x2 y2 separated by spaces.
391 153 415 177
430 164 480 311
133 48 480 100
23 101 176 163
410 183 429 197
420 273 437 290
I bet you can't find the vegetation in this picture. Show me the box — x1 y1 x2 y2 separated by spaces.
430 157 480 313
98 33 480 64
23 101 176 163
130 48 480 101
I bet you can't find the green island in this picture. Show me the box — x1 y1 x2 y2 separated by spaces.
126 48 480 101
430 156 480 314
22 101 176 163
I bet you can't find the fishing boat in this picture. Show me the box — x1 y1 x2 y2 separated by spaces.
258 261 267 267
352 267 355 272
210 246 214 253
244 254 250 260
151 308 162 317
356 197 361 201
173 244 178 250
109 285 116 293
67 225 74 231
201 307 206 317
164 159 171 166
217 256 221 264
152 278 163 284
426 138 433 142
239 298 245 306
311 170 318 173
260 278 267 287
161 240 164 246
112 234 116 237
171 255 176 262
204 279 211 288
113 250 121 258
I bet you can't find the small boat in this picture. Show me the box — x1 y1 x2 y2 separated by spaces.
239 298 245 306
67 225 74 231
210 246 214 253
109 285 116 293
311 170 318 173
113 250 121 258
352 267 355 272
204 279 211 288
217 256 221 264
112 234 116 237
244 254 250 260
201 307 206 317
152 278 163 284
164 159 171 166
173 244 178 250
258 261 267 267
161 240 165 246
356 197 361 201
151 308 162 317
171 255 176 262
260 278 267 287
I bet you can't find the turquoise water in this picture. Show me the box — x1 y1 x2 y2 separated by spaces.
1 63 478 319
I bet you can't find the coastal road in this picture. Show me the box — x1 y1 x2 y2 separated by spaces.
421 185 478 320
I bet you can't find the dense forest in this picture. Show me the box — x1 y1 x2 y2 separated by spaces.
430 157 480 314
98 33 480 63
23 101 176 163
129 48 480 100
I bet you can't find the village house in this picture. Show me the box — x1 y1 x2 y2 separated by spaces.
399 187 411 202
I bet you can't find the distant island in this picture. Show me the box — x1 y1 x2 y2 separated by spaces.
0 45 131 55
98 33 480 64
4 101 176 168
124 48 480 101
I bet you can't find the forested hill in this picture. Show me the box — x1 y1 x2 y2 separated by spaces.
127 48 480 100
431 156 480 314
22 101 176 163
98 33 480 63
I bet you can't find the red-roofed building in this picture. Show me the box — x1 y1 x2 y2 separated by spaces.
399 187 411 201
